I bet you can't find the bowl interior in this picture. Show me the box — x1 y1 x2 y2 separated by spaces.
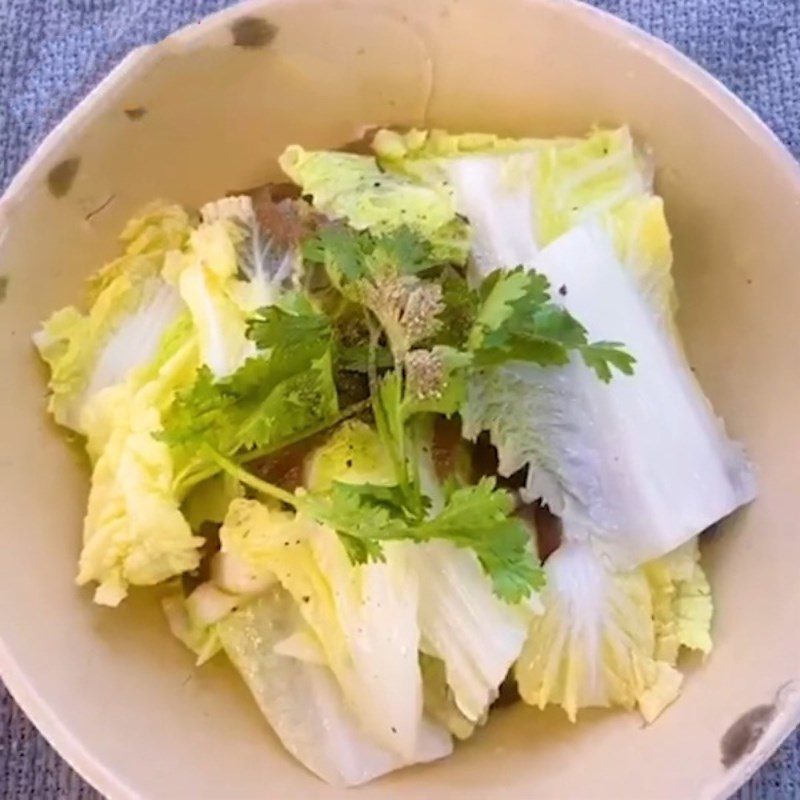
1 1 800 798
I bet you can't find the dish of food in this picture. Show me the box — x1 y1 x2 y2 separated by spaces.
33 126 755 787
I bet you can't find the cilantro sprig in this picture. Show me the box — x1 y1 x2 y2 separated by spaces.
163 302 336 453
468 266 636 381
163 222 635 604
210 447 542 604
161 296 342 490
303 223 434 284
285 224 634 602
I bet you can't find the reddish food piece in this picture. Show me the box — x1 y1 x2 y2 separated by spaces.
471 432 528 490
182 521 222 594
470 431 497 481
249 432 329 493
335 370 371 408
492 672 521 709
432 417 464 483
228 181 301 205
264 182 302 203
255 197 326 250
516 500 563 562
225 182 325 250
337 126 385 155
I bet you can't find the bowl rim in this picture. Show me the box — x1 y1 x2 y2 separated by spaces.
2 1 799 797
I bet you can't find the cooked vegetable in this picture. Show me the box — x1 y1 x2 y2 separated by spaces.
221 497 426 757
645 537 713 663
219 589 452 787
462 222 754 568
76 316 201 605
161 300 339 469
33 126 755 787
374 127 674 316
515 540 684 723
380 129 754 568
279 146 470 264
212 447 543 605
34 204 191 432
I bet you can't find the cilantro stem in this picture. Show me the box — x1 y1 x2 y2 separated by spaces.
240 398 372 465
205 448 298 508
365 311 381 400
393 363 410 489
175 398 372 496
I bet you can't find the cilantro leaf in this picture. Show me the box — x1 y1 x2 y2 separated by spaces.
469 266 635 381
246 297 331 351
237 353 338 450
329 482 414 518
302 224 436 287
302 478 541 603
408 477 544 603
302 225 365 283
300 482 406 564
428 268 478 349
371 226 432 275
212 453 541 604
162 351 338 459
159 365 227 451
581 341 637 382
161 302 338 459
468 267 547 350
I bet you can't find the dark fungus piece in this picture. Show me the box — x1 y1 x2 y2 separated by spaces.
0 275 8 304
492 673 521 709
720 704 776 768
231 17 278 49
516 500 562 563
47 157 80 198
226 182 300 205
338 127 381 155
181 521 222 595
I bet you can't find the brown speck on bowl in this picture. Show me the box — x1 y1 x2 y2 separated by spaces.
46 157 80 198
123 106 147 121
231 17 277 49
721 704 776 768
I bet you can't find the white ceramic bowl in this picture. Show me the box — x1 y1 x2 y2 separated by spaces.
2 1 799 797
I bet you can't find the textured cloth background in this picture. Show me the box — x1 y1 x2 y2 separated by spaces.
1 0 798 797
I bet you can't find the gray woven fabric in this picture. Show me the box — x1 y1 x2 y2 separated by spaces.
0 0 798 797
